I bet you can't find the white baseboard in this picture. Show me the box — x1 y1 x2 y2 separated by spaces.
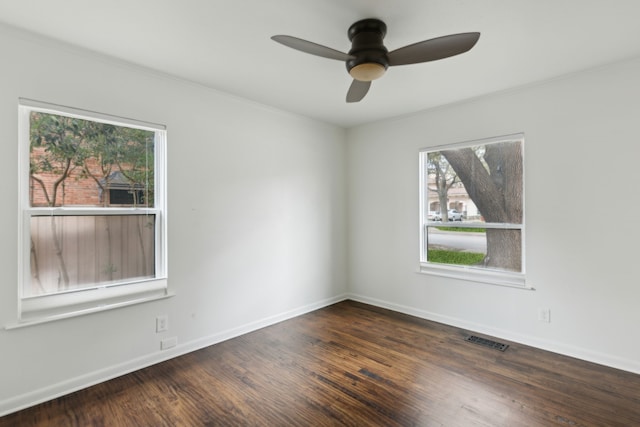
0 293 349 417
348 293 640 375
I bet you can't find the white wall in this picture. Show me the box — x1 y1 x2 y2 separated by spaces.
0 25 347 415
347 57 640 373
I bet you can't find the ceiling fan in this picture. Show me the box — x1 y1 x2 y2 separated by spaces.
272 18 480 103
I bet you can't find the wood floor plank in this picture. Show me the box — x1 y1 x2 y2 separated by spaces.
2 300 639 426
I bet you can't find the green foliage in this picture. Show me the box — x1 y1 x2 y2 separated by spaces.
435 227 486 233
427 250 485 265
29 112 155 206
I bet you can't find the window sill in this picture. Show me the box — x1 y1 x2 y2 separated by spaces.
418 263 532 290
6 279 173 330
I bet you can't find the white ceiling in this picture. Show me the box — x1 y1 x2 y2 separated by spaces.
1 0 640 128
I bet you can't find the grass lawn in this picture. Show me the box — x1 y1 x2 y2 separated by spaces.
428 249 485 265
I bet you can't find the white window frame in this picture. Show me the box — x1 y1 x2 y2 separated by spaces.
418 133 528 289
11 99 170 328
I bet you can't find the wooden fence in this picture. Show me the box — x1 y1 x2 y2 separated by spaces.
29 215 155 296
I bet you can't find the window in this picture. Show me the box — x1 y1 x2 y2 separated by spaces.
16 99 168 325
419 133 526 287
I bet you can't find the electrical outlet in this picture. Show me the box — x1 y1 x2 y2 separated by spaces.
161 337 177 350
156 315 168 333
538 308 551 323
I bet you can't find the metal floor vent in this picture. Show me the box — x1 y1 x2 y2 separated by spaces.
465 335 509 352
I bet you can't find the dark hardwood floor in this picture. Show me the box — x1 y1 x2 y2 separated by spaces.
2 300 639 426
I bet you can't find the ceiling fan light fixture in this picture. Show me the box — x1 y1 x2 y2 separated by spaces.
349 62 386 81
271 17 479 103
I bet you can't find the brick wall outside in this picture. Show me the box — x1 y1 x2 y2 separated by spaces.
30 147 121 207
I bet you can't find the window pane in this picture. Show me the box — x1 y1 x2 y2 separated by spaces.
422 135 524 273
29 112 155 208
28 215 155 297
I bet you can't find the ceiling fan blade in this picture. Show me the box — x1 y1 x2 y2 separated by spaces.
271 35 354 61
346 79 371 103
387 32 480 66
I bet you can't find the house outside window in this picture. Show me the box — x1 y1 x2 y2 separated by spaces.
101 171 146 206
16 99 168 325
419 133 526 287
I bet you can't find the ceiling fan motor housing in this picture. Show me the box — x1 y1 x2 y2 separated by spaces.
347 19 389 81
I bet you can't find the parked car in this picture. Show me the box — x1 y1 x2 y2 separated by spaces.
447 209 463 221
429 209 463 221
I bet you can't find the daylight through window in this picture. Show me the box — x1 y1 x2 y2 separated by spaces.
419 134 526 287
17 100 168 324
